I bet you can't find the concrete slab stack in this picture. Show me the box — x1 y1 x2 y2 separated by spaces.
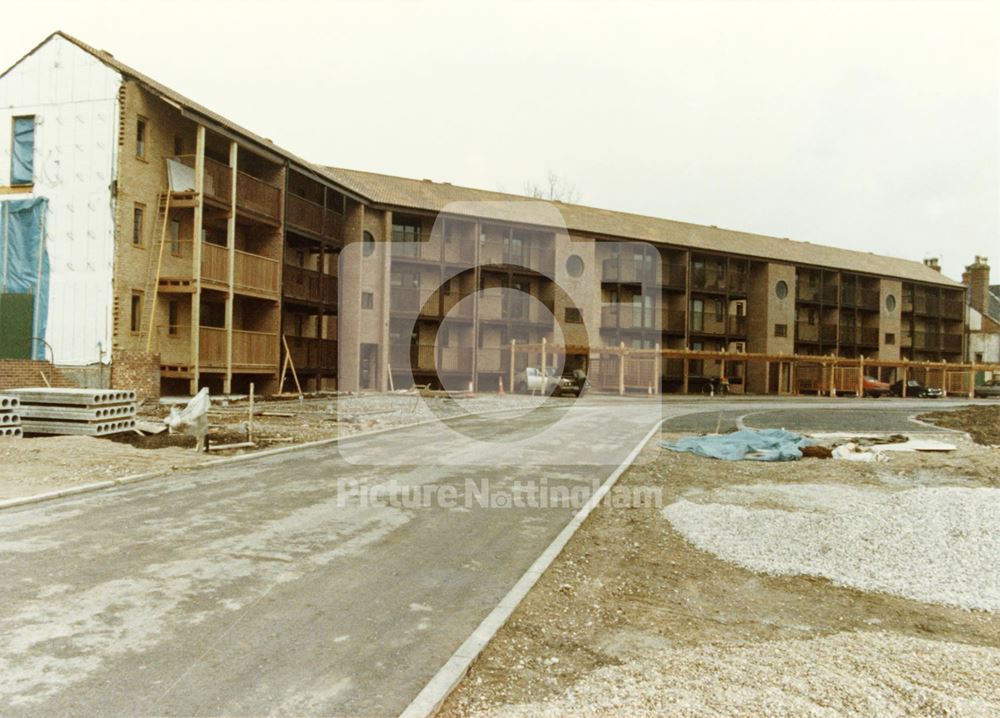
0 394 22 438
8 388 137 436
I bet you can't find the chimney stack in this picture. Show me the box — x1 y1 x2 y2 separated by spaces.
964 256 990 314
923 257 941 272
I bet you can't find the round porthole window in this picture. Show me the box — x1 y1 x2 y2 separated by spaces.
565 254 585 278
886 294 896 312
775 280 789 299
362 230 375 257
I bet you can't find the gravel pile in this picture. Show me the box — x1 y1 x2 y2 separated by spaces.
663 484 1000 611
471 632 1000 717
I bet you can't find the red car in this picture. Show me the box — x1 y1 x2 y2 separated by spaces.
863 375 891 397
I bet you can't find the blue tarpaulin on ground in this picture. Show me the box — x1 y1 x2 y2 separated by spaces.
662 428 813 461
1 197 50 359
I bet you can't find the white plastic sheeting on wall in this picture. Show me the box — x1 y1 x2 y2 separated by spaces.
0 35 121 366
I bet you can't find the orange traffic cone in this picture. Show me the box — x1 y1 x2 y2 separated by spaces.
498 377 505 396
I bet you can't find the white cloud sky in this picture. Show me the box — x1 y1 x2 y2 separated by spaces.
3 0 997 280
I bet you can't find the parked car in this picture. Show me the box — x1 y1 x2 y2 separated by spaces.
515 367 547 394
862 375 891 398
551 368 588 397
974 378 1000 399
888 379 943 398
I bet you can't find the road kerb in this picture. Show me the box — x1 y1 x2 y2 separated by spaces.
399 416 667 718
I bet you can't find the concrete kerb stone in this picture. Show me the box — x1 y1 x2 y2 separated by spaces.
399 416 668 718
0 403 569 512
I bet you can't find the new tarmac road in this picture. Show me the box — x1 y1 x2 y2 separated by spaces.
0 396 971 716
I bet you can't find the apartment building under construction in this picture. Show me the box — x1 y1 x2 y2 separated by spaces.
0 32 973 398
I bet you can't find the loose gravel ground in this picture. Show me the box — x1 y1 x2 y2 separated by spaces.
469 632 1000 717
442 414 1000 717
664 484 1000 611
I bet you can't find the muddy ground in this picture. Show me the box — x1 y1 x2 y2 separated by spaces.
442 409 1000 716
921 404 1000 445
0 392 542 502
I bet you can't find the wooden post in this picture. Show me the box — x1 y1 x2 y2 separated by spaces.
969 368 975 399
509 338 516 392
654 342 661 395
224 140 237 395
764 361 771 395
941 361 948 398
540 336 547 393
190 125 206 395
682 352 689 395
902 364 908 397
248 382 254 443
857 356 864 398
618 341 626 396
829 356 837 397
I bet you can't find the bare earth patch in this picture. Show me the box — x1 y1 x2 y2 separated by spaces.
920 404 1000 445
441 432 1000 717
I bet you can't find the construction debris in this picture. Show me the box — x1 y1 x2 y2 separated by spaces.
8 388 137 436
0 394 22 438
662 428 813 462
164 388 211 451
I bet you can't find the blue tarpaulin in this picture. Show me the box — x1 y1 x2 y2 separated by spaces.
1 197 50 359
662 428 813 461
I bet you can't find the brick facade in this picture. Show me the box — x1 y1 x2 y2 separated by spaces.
110 350 160 401
0 360 76 391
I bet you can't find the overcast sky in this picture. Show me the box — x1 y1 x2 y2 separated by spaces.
3 0 997 280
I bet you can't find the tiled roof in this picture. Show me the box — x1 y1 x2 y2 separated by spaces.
317 166 962 288
5 32 963 289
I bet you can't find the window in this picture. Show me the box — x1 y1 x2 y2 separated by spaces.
565 307 583 324
885 332 896 345
361 292 374 309
690 298 704 332
10 116 35 185
167 300 179 335
885 295 896 312
132 204 145 246
775 280 789 299
136 117 147 159
774 323 788 337
173 135 183 156
169 219 181 255
392 219 421 243
130 292 143 333
565 254 585 278
362 230 375 257
714 299 724 322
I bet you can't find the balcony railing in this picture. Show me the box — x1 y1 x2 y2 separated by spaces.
203 157 232 205
821 284 839 304
201 242 229 286
941 299 964 320
662 309 686 333
840 286 856 307
942 333 963 352
858 288 880 310
286 193 325 236
729 315 747 335
283 266 336 306
689 312 728 335
662 264 686 288
199 327 278 369
237 172 282 222
234 250 280 296
601 305 656 331
391 286 438 316
820 324 838 343
838 326 878 346
690 268 725 291
796 322 819 342
438 347 473 373
285 336 337 372
602 258 657 285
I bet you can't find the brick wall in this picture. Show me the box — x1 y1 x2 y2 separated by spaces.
110 350 160 401
0 360 76 391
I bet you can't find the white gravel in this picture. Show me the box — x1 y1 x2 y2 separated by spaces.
662 483 1000 611
473 632 1000 717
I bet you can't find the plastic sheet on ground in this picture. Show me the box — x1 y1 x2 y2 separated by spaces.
662 428 813 462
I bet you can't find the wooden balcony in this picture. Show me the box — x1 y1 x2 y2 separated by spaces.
201 242 229 288
286 193 325 236
283 265 338 308
602 258 657 285
796 322 819 342
601 305 657 331
234 249 280 298
391 287 439 316
858 288 880 310
237 171 282 223
439 347 473 373
661 264 687 289
200 327 278 370
203 157 232 206
285 336 337 372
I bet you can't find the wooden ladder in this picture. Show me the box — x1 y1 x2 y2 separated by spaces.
143 192 172 352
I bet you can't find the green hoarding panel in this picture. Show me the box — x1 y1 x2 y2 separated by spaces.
0 293 34 359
